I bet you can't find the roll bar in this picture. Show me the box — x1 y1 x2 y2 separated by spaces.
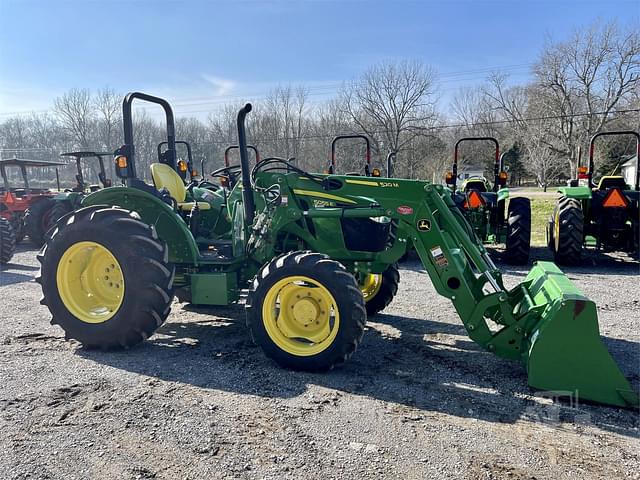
237 103 255 225
453 137 500 193
329 134 371 175
386 151 397 177
588 131 639 191
224 145 260 167
120 92 176 181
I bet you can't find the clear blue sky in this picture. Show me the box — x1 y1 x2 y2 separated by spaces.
0 0 636 117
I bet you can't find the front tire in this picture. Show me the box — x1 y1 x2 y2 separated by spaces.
0 217 16 264
246 251 366 371
361 264 400 316
37 206 174 349
504 197 531 265
24 198 55 246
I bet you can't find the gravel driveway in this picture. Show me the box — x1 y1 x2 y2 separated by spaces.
1 245 638 479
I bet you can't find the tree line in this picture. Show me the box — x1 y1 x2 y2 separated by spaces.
0 20 637 188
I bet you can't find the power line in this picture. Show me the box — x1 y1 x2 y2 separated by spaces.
2 107 637 152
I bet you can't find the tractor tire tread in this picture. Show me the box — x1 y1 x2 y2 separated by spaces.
504 197 531 265
24 197 56 247
552 197 583 265
246 250 366 372
0 217 16 264
365 263 400 316
38 205 174 349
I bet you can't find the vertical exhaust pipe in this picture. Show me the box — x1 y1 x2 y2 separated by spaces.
237 103 255 225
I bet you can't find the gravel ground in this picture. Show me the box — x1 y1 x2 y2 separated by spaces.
1 244 638 480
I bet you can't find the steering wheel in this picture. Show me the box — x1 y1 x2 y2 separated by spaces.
210 165 242 187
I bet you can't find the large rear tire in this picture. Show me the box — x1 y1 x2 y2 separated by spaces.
37 206 174 349
504 197 531 265
361 263 400 316
0 217 16 264
24 198 56 246
551 196 583 265
246 251 366 371
49 201 73 225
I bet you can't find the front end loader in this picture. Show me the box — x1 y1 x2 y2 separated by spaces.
445 137 531 264
549 130 639 264
38 92 638 408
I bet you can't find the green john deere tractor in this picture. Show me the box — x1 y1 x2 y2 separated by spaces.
445 137 530 265
37 92 638 407
548 131 639 264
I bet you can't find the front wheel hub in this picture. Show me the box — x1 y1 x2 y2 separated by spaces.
262 276 339 356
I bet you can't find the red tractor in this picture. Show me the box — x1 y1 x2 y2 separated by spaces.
0 158 64 245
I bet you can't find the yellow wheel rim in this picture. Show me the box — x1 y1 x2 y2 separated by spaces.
262 276 340 356
56 241 125 324
360 273 382 302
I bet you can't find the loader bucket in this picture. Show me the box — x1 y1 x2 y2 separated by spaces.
522 262 639 408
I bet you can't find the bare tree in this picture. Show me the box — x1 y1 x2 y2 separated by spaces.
340 60 439 169
54 88 95 149
94 87 121 150
487 20 639 175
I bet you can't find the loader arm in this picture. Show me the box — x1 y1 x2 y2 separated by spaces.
249 171 639 408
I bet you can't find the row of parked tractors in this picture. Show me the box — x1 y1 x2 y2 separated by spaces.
0 92 637 408
1 132 638 267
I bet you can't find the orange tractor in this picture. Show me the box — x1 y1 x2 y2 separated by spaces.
0 158 64 244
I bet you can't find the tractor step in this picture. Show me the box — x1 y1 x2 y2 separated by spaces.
197 239 235 262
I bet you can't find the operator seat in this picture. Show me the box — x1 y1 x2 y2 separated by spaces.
150 163 211 211
596 176 628 191
463 179 487 192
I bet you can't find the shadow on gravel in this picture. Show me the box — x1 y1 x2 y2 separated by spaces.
15 243 40 253
0 244 40 286
0 270 35 286
78 304 640 439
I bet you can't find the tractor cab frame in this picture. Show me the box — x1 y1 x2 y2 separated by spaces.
0 158 64 242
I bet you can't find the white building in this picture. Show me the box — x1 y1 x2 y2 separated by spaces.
457 164 485 180
621 155 637 188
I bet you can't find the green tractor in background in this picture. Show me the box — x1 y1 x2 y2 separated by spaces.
43 151 114 240
208 144 261 191
36 92 638 408
445 137 531 265
548 130 639 264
